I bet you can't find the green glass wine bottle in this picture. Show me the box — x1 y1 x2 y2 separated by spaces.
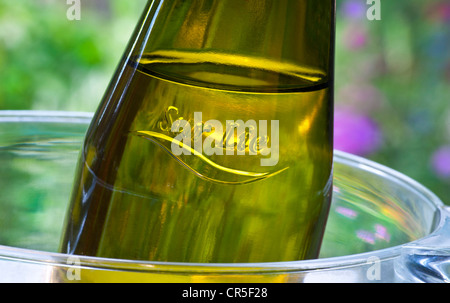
60 0 335 263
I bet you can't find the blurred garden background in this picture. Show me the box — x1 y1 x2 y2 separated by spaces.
0 0 449 204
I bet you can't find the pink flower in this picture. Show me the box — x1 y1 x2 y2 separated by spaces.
427 2 450 23
431 145 450 178
334 108 383 156
343 25 368 50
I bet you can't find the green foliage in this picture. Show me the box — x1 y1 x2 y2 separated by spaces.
0 0 146 111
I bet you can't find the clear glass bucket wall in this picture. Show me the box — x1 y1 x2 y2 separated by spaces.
59 0 336 263
0 111 449 282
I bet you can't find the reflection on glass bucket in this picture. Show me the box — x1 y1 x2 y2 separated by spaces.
0 111 449 283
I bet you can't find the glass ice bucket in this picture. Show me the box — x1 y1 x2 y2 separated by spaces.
0 111 449 283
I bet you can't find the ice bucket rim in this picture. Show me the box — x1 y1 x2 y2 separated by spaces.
0 110 446 274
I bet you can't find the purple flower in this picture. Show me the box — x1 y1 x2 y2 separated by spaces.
427 2 450 23
343 26 368 50
334 108 383 156
431 145 450 178
341 0 366 20
356 230 375 245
